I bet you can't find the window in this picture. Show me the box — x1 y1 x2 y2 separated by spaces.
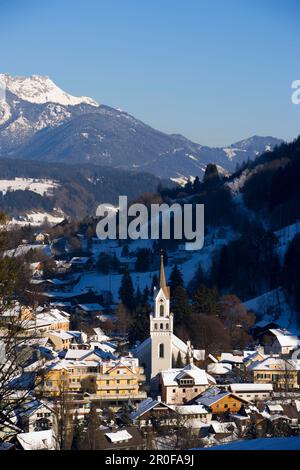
166 323 169 329
106 380 109 385
160 304 164 317
160 323 163 330
224 404 228 408
154 323 158 330
159 343 164 358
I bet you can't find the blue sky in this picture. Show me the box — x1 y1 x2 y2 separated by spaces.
1 0 299 146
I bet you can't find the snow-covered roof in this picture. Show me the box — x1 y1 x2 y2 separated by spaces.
105 430 133 443
207 363 232 375
267 404 283 413
77 303 103 312
269 329 300 348
169 404 209 415
250 357 298 371
220 353 244 364
229 383 273 393
17 429 56 450
209 420 237 434
48 330 73 340
130 398 174 421
161 364 209 387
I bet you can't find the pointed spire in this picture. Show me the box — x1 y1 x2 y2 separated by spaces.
159 251 170 299
160 252 166 288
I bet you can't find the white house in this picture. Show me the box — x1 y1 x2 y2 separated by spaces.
228 383 273 401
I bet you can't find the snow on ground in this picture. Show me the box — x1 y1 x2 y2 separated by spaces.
49 227 238 302
9 210 64 227
0 177 58 196
275 221 300 262
4 244 51 258
243 287 299 334
198 437 300 450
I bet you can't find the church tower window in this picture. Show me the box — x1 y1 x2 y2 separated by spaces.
159 343 164 358
159 304 164 317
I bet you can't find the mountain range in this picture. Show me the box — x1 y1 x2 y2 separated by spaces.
0 74 283 180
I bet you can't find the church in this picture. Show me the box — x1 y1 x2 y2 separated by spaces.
135 255 205 388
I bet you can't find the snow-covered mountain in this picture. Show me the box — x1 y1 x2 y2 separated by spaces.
0 74 283 179
0 74 98 107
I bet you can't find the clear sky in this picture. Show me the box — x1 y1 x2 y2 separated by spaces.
1 0 299 146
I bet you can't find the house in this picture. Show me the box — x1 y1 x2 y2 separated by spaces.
76 303 105 316
0 306 70 334
250 357 300 390
40 357 147 407
243 348 266 368
160 363 215 405
129 395 212 431
204 421 238 444
267 329 300 355
219 353 244 369
228 383 273 401
169 404 212 429
46 330 74 351
99 427 145 450
129 397 178 427
17 400 54 433
195 386 249 414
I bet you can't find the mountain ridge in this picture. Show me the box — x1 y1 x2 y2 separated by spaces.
0 74 283 179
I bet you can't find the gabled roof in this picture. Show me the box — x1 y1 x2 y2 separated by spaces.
161 364 209 387
195 386 249 407
269 329 300 348
130 398 174 421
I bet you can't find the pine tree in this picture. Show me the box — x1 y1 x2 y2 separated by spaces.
169 264 184 294
175 351 184 368
173 286 191 328
119 270 135 311
192 285 220 316
83 404 102 450
71 412 84 450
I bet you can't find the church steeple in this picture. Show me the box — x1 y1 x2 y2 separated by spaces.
160 253 166 288
159 253 170 299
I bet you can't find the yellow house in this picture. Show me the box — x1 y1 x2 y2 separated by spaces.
39 358 147 406
251 357 300 390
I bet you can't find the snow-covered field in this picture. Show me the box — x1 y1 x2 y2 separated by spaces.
275 221 300 262
199 437 300 450
0 177 58 196
46 227 238 302
243 287 299 334
9 210 64 227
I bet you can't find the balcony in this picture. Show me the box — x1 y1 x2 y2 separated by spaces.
95 384 137 391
